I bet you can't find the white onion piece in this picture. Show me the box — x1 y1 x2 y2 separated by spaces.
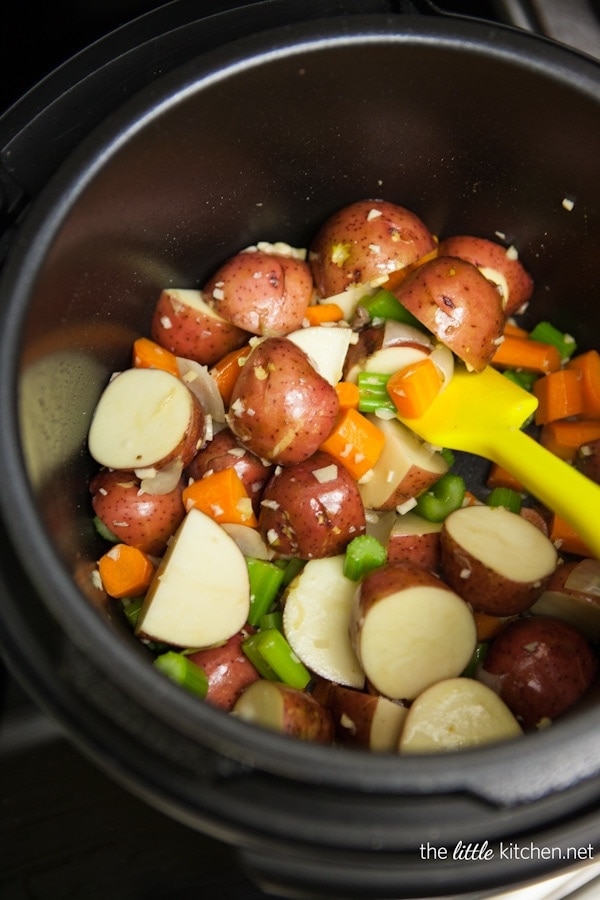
320 283 377 320
135 457 184 495
429 343 455 391
565 559 600 597
177 357 226 422
221 523 273 560
382 320 432 350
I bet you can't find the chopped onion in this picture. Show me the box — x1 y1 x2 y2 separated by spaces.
429 343 455 391
222 523 273 559
382 320 432 350
176 357 226 422
135 457 183 495
565 558 600 597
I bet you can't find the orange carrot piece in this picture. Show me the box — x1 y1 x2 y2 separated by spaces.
568 350 600 417
532 368 584 426
549 514 594 558
540 419 600 461
486 463 525 493
98 544 155 599
319 407 385 480
473 611 513 642
304 303 344 326
182 468 258 527
503 321 529 339
386 357 444 419
381 246 439 290
209 345 252 405
491 335 562 374
132 337 180 377
461 490 483 507
335 380 361 410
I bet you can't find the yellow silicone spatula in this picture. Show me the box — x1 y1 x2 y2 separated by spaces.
396 365 600 558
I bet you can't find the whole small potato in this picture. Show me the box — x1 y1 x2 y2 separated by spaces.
259 450 366 559
227 337 339 466
574 438 600 485
90 469 185 555
437 234 534 316
478 616 597 728
309 199 436 297
204 249 314 337
394 256 505 372
187 628 261 711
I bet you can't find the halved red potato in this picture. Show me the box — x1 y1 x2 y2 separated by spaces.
151 288 249 366
312 681 408 751
88 368 205 471
259 450 366 559
358 416 448 511
437 234 534 317
226 337 339 466
204 248 314 337
530 558 600 642
187 628 261 711
478 616 597 728
350 562 476 701
399 677 522 753
309 199 436 297
440 505 558 616
574 437 600 484
394 256 505 372
232 680 334 743
90 468 185 556
386 511 442 571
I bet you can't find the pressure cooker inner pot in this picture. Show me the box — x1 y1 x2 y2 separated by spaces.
4 16 600 898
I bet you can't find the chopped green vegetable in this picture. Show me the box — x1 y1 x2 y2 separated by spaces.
461 642 488 678
153 651 209 697
357 371 395 414
441 447 456 467
502 369 538 392
344 534 387 581
122 596 144 628
259 610 283 632
242 629 311 690
486 486 523 514
246 557 285 626
529 320 577 360
358 288 423 327
278 555 305 587
415 473 466 522
93 515 119 543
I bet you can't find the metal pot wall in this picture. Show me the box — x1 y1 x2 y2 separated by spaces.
0 3 599 898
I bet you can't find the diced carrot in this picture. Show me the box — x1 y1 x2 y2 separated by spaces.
209 345 252 405
182 468 258 527
491 335 562 374
486 463 525 493
540 419 600 461
473 611 513 642
303 303 344 326
98 544 155 599
462 490 483 507
567 350 600 417
503 321 529 339
549 514 594 558
319 407 385 480
132 337 180 377
380 246 439 290
335 380 361 410
386 357 444 419
532 368 584 426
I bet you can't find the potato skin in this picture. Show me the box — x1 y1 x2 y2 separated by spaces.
394 256 505 372
574 438 600 485
478 616 597 728
259 450 366 559
204 249 313 337
90 469 185 555
227 337 339 466
309 199 436 297
187 629 261 711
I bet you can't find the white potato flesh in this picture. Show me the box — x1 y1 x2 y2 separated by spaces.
88 367 196 470
135 508 250 647
283 555 365 689
232 679 285 732
399 678 522 753
287 325 355 386
530 590 600 642
368 697 409 752
355 584 476 700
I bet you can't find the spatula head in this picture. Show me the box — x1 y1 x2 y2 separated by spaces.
396 365 538 456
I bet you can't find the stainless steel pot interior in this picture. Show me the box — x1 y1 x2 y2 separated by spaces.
0 13 599 899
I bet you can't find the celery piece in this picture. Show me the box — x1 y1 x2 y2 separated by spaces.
461 642 488 678
246 557 285 626
122 597 144 629
154 651 208 698
241 633 279 680
93 515 120 543
280 556 305 587
359 289 422 327
503 369 538 392
247 628 311 690
529 320 577 360
441 447 456 467
486 486 523 514
357 371 396 414
259 610 283 632
415 473 466 523
344 534 387 581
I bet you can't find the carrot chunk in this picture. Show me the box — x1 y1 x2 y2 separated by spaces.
334 380 361 410
209 345 252 405
540 419 600 461
98 544 155 599
568 350 600 417
182 468 258 527
533 368 584 425
549 515 594 558
386 357 444 419
486 463 525 493
492 335 562 374
132 337 179 377
503 321 530 339
303 303 344 326
319 407 385 480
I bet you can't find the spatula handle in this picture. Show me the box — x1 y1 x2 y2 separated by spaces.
491 429 600 558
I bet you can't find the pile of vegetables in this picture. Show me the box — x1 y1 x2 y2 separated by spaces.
86 199 600 754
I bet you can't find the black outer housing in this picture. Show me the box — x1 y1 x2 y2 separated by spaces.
0 4 600 898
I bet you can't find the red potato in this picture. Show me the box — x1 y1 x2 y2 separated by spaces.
358 416 449 511
232 680 334 743
204 248 314 337
151 288 249 366
90 469 185 556
574 437 600 485
478 616 598 728
187 628 261 711
226 337 339 466
394 256 505 372
350 562 477 701
88 367 205 472
309 199 436 297
386 511 442 571
440 505 558 616
258 450 366 559
312 681 408 751
185 427 273 514
530 558 600 642
342 321 433 383
437 234 534 317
